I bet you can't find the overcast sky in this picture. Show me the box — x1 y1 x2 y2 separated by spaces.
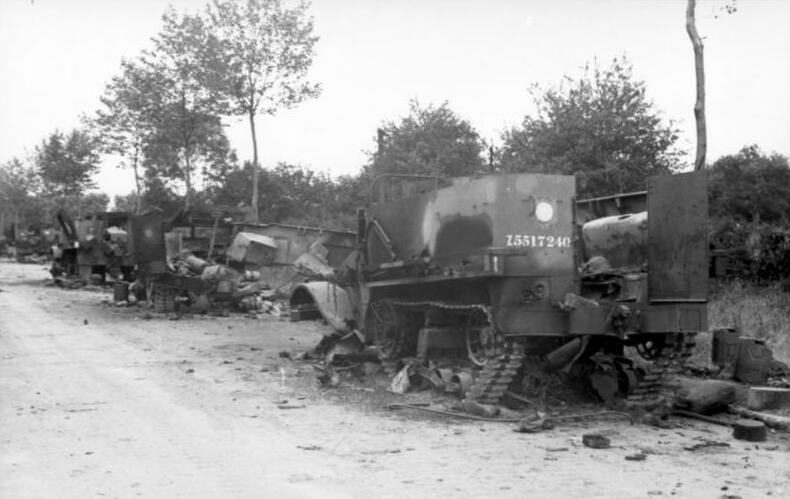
1 0 789 199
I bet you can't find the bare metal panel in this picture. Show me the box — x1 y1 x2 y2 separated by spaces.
647 171 708 302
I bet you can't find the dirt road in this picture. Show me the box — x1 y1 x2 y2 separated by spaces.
1 261 788 498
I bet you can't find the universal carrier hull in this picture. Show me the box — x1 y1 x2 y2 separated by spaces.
292 171 709 404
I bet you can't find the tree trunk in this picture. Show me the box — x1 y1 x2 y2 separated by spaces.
686 0 707 170
132 145 142 215
249 110 260 223
184 154 192 210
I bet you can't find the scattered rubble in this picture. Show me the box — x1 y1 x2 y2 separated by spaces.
683 440 731 452
582 433 611 449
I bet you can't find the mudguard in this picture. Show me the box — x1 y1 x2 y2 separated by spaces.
290 281 357 334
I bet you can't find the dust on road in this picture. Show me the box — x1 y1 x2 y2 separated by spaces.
1 261 788 498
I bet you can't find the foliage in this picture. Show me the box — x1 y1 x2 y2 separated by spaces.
77 192 110 215
499 57 683 197
90 59 157 213
205 0 321 119
113 192 140 213
137 173 188 215
0 158 45 236
122 7 236 208
35 129 99 197
207 162 363 229
708 145 790 224
711 219 790 282
708 281 790 364
0 158 38 207
203 0 322 220
1 155 112 239
140 106 236 197
371 100 485 178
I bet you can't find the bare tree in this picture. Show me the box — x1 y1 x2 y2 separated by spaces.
686 0 706 171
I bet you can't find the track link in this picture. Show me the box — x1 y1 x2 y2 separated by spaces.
627 332 697 404
464 346 524 405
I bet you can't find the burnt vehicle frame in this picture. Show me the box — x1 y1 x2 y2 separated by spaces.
291 171 708 403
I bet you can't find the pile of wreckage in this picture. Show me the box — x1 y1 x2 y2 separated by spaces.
44 206 357 318
306 326 790 441
115 209 356 317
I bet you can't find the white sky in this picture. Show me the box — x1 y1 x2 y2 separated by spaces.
1 0 789 200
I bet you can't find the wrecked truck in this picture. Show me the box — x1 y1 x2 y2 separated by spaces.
290 171 709 404
127 210 356 314
53 211 134 281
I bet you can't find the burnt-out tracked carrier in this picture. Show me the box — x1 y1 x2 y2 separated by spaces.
291 171 708 404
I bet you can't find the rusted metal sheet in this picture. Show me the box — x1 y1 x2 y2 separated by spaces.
647 171 708 302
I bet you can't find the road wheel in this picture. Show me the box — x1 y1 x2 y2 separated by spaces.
368 300 415 361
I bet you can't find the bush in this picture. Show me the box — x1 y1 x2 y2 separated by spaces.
711 220 790 283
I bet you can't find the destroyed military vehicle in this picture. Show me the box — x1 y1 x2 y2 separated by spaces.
290 171 709 404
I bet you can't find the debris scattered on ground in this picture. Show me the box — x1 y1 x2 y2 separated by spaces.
515 416 555 433
360 448 402 455
296 444 322 451
683 440 731 451
582 433 611 449
674 380 735 415
388 365 411 394
460 399 499 419
732 419 768 442
314 364 340 388
671 409 731 427
728 405 790 430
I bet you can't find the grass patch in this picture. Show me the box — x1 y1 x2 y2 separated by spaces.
707 280 790 364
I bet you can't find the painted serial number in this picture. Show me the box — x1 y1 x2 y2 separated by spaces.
506 234 571 248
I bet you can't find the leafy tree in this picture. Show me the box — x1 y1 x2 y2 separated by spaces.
133 7 235 209
113 192 140 213
372 100 485 178
0 158 43 238
207 162 361 229
140 104 236 203
709 145 790 224
76 192 110 215
204 0 321 222
91 60 156 214
138 174 184 215
499 57 683 197
35 129 99 197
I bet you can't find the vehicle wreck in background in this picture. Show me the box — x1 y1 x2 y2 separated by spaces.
127 208 355 315
52 211 133 282
291 171 710 405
